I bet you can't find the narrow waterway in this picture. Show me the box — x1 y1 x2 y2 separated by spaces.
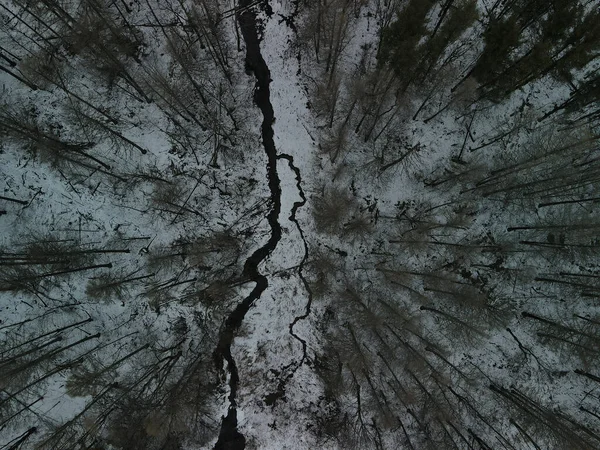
212 0 282 447
212 0 315 446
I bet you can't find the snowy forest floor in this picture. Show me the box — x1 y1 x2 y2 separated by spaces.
1 0 600 448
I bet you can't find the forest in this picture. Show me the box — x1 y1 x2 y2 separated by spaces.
0 0 599 448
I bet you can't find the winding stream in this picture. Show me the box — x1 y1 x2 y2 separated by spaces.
213 0 313 445
213 0 291 447
263 153 313 407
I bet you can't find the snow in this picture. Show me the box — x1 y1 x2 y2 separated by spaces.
1 0 600 448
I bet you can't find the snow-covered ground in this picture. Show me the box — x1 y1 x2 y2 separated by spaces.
1 0 599 448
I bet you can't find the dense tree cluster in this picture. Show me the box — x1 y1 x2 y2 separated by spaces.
0 0 262 447
300 0 600 448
